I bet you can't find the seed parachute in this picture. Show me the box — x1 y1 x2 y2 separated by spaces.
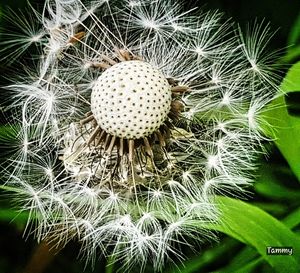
0 0 280 271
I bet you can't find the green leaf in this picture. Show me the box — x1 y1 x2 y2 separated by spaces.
219 257 265 273
209 196 300 273
251 202 287 215
283 207 300 230
280 12 300 63
0 185 37 225
216 247 261 273
264 61 300 182
217 199 300 273
255 164 300 201
288 12 300 48
105 256 115 273
0 208 29 223
167 238 239 273
279 47 300 64
173 197 300 273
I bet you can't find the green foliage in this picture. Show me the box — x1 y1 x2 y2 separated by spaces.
264 61 300 182
288 12 300 46
279 12 300 63
167 237 240 273
0 208 29 223
255 164 300 200
211 197 300 273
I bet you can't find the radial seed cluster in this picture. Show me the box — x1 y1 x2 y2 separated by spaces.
91 60 172 139
0 0 279 271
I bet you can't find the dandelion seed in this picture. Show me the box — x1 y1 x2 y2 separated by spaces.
0 0 280 271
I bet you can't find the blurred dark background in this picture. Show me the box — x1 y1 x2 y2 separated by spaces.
0 1 300 273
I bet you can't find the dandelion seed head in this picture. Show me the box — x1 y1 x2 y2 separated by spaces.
0 0 281 270
91 60 172 139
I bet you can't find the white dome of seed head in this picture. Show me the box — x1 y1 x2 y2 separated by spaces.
91 60 172 139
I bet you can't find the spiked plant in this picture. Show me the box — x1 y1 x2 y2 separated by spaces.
0 0 280 271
